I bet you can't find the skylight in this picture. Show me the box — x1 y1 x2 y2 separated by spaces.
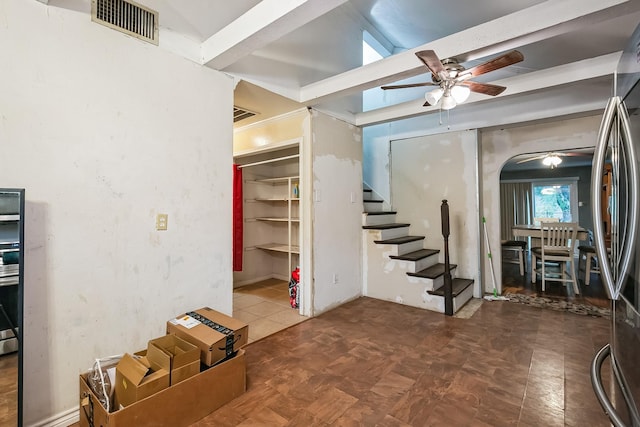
362 31 390 111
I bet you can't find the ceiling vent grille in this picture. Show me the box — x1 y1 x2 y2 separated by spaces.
234 106 258 123
91 0 159 46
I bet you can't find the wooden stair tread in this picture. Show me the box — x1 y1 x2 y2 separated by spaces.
390 249 439 261
362 223 410 230
364 211 397 216
407 263 457 279
364 199 383 203
428 278 474 297
363 189 372 192
374 235 425 245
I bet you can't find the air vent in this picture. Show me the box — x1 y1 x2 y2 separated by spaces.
234 106 258 123
91 0 159 46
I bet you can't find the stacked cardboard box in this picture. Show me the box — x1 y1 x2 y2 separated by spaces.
167 307 249 366
79 308 248 427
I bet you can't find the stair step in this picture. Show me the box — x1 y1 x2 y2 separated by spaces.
374 235 424 245
363 189 372 193
364 200 383 204
407 263 457 279
364 211 397 216
428 278 474 297
390 249 439 261
362 223 410 230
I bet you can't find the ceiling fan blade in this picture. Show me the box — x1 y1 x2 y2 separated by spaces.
381 82 437 90
464 50 524 77
415 50 445 78
464 81 507 96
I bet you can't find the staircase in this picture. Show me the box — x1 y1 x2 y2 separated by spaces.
362 188 474 315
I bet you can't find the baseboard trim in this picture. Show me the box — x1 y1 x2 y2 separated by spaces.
28 406 79 427
234 274 289 287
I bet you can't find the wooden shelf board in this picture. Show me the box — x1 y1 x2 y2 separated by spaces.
250 198 300 202
251 176 299 184
256 243 300 254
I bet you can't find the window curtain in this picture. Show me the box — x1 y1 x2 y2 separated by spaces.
500 182 533 241
233 164 243 271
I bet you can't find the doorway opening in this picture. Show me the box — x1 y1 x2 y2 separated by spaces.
499 150 608 309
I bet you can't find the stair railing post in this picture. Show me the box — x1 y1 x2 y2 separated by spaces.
441 200 453 316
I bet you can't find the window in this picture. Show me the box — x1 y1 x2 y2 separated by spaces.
532 180 578 222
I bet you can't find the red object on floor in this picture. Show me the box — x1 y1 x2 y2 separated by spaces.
233 164 243 271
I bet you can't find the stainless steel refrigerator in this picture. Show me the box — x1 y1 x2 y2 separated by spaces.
591 22 640 427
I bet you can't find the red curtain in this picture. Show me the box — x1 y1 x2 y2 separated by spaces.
233 164 243 271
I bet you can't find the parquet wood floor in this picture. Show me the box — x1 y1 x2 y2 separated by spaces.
0 352 18 426
192 296 614 426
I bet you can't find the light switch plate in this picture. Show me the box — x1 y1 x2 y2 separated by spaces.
156 213 168 231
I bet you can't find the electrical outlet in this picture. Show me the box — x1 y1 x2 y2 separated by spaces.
156 213 168 231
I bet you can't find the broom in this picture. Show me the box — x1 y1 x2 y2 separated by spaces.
482 216 509 301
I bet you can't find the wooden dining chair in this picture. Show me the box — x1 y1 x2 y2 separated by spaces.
533 217 560 226
531 222 579 294
501 239 527 276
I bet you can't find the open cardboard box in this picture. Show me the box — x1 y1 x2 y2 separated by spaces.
79 349 246 427
114 353 169 408
167 307 248 366
148 334 200 385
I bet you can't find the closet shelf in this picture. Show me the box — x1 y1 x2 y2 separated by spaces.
247 198 300 202
253 217 300 222
248 176 299 184
256 243 300 254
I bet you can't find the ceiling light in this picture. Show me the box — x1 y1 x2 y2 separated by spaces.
425 85 470 110
440 91 456 110
451 85 471 103
425 88 443 105
542 154 562 168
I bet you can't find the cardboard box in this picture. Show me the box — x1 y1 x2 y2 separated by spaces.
147 334 200 385
167 307 248 366
79 349 246 427
114 353 170 408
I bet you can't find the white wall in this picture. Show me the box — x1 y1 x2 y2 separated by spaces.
480 115 601 293
0 1 234 424
391 131 480 281
311 111 363 314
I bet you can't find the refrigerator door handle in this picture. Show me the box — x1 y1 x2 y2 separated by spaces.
592 97 619 299
615 100 639 296
591 344 627 427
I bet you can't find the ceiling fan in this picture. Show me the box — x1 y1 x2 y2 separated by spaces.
381 50 524 110
516 151 592 169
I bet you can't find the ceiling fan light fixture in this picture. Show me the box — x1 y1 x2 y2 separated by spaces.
441 92 456 110
425 88 443 105
451 85 471 104
542 154 562 168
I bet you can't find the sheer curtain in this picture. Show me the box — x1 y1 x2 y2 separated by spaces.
500 182 533 241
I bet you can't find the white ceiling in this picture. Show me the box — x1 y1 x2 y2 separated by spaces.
47 0 640 128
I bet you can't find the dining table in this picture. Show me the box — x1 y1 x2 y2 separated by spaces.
512 224 589 249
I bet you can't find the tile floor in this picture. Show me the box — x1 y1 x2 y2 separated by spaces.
196 296 615 426
233 278 307 343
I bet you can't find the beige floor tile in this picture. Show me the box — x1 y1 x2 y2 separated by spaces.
234 293 264 309
233 309 262 324
249 317 284 341
243 301 286 317
265 308 306 326
233 278 307 343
